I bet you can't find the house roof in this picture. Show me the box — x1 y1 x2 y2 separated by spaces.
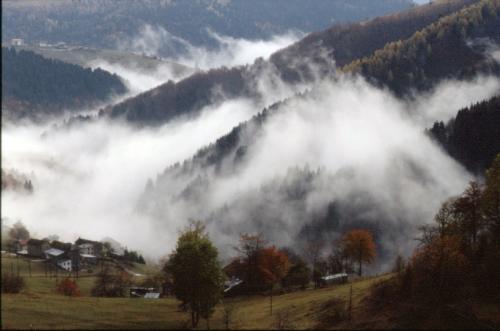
44 248 65 257
75 238 102 247
28 238 49 245
50 241 72 251
224 278 243 292
321 273 348 281
144 293 160 299
80 253 96 259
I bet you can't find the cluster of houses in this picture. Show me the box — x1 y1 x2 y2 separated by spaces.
12 237 122 273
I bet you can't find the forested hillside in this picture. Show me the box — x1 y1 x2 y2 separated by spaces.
270 0 479 82
1 47 127 121
2 0 413 54
107 0 482 126
344 0 500 95
428 95 500 173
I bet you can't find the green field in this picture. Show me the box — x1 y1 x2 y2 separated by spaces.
1 254 391 330
3 254 499 329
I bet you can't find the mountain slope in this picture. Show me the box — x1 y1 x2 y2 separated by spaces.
270 0 480 82
2 0 414 54
106 0 480 126
343 0 500 95
1 47 127 121
11 44 194 78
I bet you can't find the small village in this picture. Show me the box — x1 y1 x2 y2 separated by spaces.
7 236 124 273
3 231 351 300
1 229 165 297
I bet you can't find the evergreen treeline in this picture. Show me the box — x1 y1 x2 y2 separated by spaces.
428 95 500 174
343 0 500 96
108 0 480 126
271 0 478 83
2 0 413 54
123 248 146 264
2 47 126 120
107 66 248 125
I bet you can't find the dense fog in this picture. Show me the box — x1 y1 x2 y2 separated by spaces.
2 32 499 269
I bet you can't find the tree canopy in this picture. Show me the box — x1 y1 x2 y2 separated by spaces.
342 229 376 276
165 221 224 328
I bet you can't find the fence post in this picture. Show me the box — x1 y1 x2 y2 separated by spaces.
349 285 353 323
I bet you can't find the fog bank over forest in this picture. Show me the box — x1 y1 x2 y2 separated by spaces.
3 73 498 264
2 23 500 266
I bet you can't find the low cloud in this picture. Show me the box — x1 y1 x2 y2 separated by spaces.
118 24 303 70
1 97 261 255
87 59 195 95
137 75 498 267
2 35 499 270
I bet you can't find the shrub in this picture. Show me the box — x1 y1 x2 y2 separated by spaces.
1 273 25 293
57 278 81 297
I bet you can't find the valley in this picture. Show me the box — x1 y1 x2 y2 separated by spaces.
2 0 500 329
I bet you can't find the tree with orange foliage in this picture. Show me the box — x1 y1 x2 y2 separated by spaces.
342 229 376 276
259 246 289 315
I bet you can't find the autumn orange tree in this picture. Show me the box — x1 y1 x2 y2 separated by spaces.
394 154 500 305
259 246 289 315
342 229 376 276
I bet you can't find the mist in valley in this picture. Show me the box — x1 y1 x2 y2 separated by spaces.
2 31 499 270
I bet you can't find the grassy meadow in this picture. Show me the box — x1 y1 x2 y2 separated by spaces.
1 254 393 330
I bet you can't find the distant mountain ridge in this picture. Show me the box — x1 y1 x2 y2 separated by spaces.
1 47 127 121
343 0 500 95
2 0 414 54
106 0 483 126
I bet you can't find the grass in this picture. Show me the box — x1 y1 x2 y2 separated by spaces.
2 293 187 330
4 254 499 329
2 254 392 329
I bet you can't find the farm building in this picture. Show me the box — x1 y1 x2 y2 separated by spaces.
44 248 65 260
11 38 24 46
130 287 157 298
57 259 72 271
27 239 50 258
319 273 349 287
75 238 104 257
223 277 245 297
